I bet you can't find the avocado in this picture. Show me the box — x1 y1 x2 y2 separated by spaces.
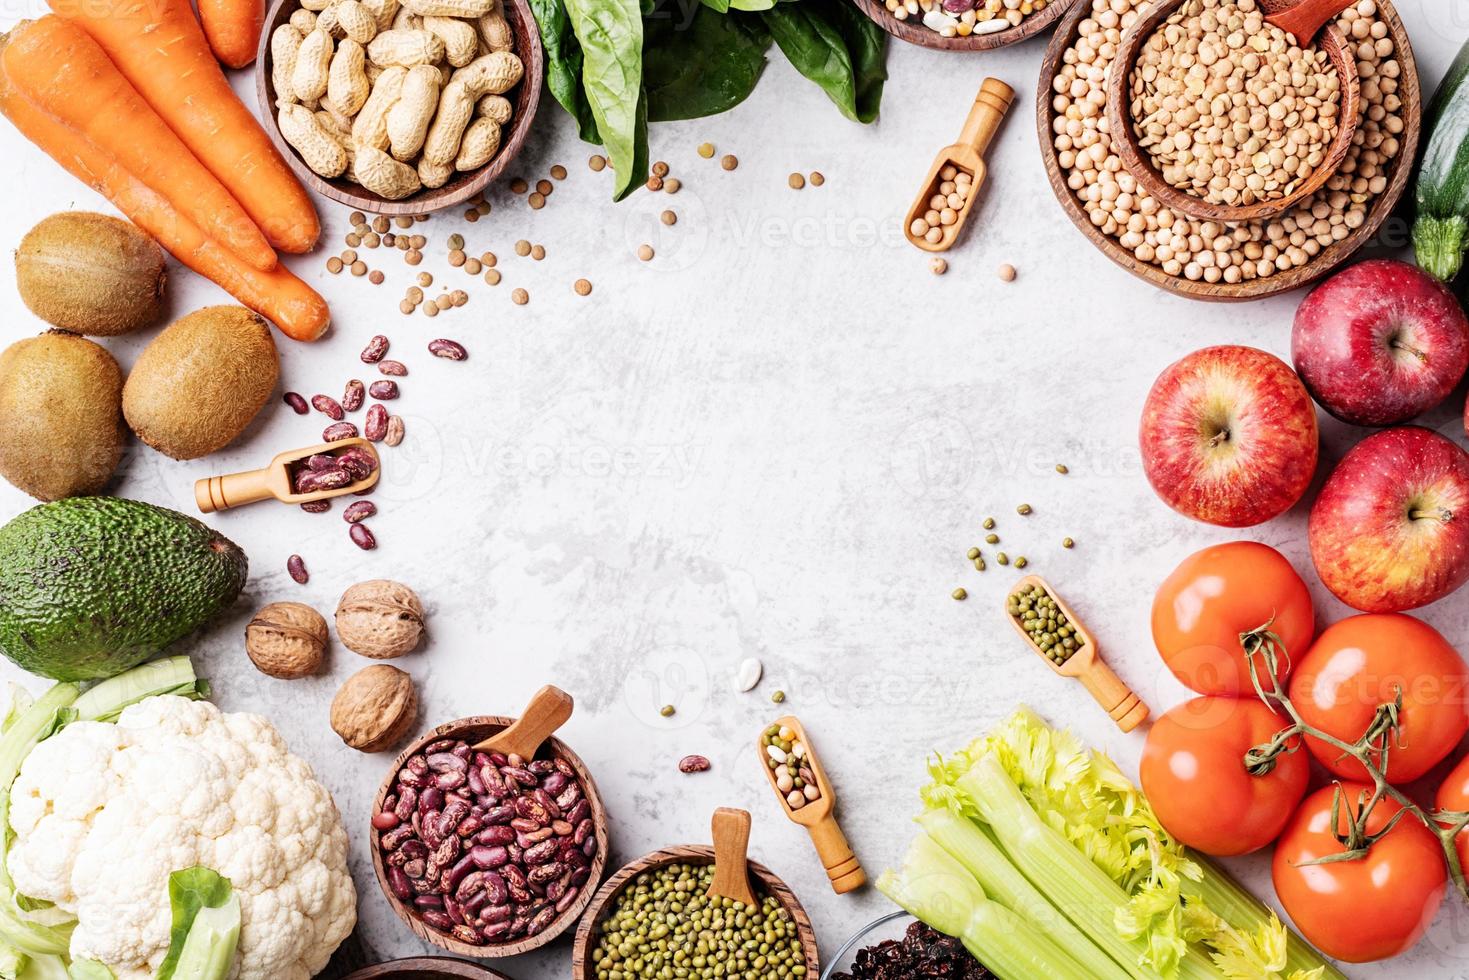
0 497 248 680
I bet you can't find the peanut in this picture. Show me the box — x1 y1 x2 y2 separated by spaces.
289 8 318 31
423 16 478 67
476 2 512 53
454 117 500 171
386 64 442 159
456 50 522 96
475 93 511 125
290 28 334 103
402 0 492 16
391 6 423 29
279 103 348 177
300 0 332 11
356 146 423 198
363 0 401 31
419 53 519 166
335 0 379 42
418 156 453 188
352 65 407 150
328 38 371 115
366 61 384 85
367 28 445 67
316 3 342 36
316 103 352 139
271 24 304 102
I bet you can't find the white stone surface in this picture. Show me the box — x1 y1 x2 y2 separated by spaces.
0 1 1467 975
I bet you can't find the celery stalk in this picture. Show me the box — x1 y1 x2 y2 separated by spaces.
961 755 1221 980
878 834 1097 980
1188 859 1343 980
917 808 1133 980
73 657 207 723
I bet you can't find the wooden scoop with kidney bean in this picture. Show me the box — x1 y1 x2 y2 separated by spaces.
473 686 574 757
758 716 866 894
194 437 380 512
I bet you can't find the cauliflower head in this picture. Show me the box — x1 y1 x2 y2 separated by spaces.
6 696 355 980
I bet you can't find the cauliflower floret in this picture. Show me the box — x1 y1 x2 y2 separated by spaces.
7 696 356 980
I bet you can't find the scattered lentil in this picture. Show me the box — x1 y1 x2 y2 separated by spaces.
368 270 385 285
697 142 716 158
1063 537 1075 549
514 239 531 256
326 256 344 274
574 278 592 296
589 154 607 171
531 244 546 260
551 164 568 180
966 546 980 560
721 154 738 171
930 257 948 275
985 533 999 544
509 177 528 193
485 269 502 285
998 263 1016 282
788 172 805 189
661 210 677 226
528 192 546 209
664 178 681 194
652 161 670 177
809 171 825 186
637 244 654 261
512 287 529 305
646 175 664 191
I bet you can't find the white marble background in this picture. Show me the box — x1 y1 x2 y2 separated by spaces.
1 1 1468 975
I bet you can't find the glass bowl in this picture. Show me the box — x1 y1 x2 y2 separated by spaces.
820 911 919 980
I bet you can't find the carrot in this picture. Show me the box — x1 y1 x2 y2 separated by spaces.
49 0 319 253
0 49 330 341
0 17 278 273
198 0 265 70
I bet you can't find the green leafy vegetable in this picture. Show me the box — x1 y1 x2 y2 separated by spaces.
762 0 886 123
644 8 770 121
528 0 602 141
156 869 240 980
65 960 113 980
73 657 208 723
563 0 648 199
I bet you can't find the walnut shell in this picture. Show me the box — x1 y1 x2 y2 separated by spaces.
245 601 328 678
335 579 425 659
331 664 418 751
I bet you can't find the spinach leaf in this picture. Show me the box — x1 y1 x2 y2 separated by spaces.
528 0 601 141
762 0 886 123
564 0 648 199
644 7 770 121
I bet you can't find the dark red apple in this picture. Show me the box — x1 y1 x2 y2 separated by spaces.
1140 345 1319 527
1292 259 1469 426
1310 426 1469 612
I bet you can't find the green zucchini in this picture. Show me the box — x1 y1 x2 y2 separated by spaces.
1414 39 1469 281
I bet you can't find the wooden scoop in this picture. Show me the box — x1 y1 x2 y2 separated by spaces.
903 77 1014 254
194 438 380 513
472 685 574 757
1265 0 1356 44
707 808 759 908
1006 575 1149 733
757 716 866 894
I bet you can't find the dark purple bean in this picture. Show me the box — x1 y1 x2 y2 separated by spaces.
445 854 476 892
526 906 558 936
378 359 408 376
381 825 414 851
413 895 444 910
484 804 514 825
545 875 567 904
463 890 489 916
568 866 591 890
305 453 340 471
566 800 590 826
286 554 309 584
372 810 400 831
421 911 453 932
489 753 508 767
388 866 412 900
361 335 390 363
574 818 594 846
555 885 581 914
524 840 559 865
299 500 331 514
467 767 486 795
582 835 597 858
323 421 359 442
542 772 568 796
436 770 467 791
456 870 487 901
312 394 345 420
470 845 509 869
365 404 388 442
527 861 562 885
476 825 515 846
400 840 428 863
420 787 443 813
556 783 582 811
533 788 562 821
402 858 426 880
369 379 400 400
483 873 509 906
283 391 309 414
350 523 377 550
439 801 470 838
451 924 484 945
444 895 465 925
482 921 511 942
429 338 467 360
457 816 483 838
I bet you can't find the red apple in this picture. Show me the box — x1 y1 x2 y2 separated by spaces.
1292 259 1469 426
1139 345 1319 527
1309 426 1469 612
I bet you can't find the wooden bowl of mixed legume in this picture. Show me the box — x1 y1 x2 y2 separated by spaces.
570 845 820 979
851 0 1079 50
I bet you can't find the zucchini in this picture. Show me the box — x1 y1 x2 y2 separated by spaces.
1415 39 1469 281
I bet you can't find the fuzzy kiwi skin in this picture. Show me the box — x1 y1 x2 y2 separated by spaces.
123 306 280 460
15 212 167 336
0 332 127 501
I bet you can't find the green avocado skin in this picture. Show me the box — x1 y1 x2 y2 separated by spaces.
0 497 248 681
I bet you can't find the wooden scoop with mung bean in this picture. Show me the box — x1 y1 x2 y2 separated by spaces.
1006 575 1149 732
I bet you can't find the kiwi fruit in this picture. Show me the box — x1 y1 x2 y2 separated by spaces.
0 332 126 501
123 306 279 460
15 212 166 336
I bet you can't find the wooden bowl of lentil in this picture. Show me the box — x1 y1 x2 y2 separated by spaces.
1037 0 1419 300
368 714 610 959
569 845 821 979
852 0 1080 51
1104 0 1362 223
255 0 544 216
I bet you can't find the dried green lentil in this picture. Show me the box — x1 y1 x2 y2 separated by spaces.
985 533 999 545
983 517 996 530
952 588 967 601
996 552 1009 566
1063 537 1075 549
966 547 980 560
1017 504 1032 516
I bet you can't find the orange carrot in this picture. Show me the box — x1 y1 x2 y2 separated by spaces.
198 0 265 70
1 17 278 273
0 50 330 341
50 0 318 253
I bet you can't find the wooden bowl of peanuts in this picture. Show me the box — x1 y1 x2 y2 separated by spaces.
851 0 1079 51
256 0 543 214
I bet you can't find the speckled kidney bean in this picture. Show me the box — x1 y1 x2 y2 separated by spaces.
323 421 359 442
283 391 309 414
361 335 390 363
369 380 400 400
342 380 366 412
376 736 598 945
312 394 345 420
287 554 309 583
384 415 406 447
378 359 408 376
350 523 377 550
428 338 467 360
343 500 376 523
295 466 351 493
388 866 412 900
365 404 388 442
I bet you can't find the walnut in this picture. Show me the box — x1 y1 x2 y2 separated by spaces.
335 579 425 658
245 602 328 678
331 664 418 752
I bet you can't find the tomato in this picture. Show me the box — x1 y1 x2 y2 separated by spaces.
1289 613 1469 783
1273 783 1447 963
1139 696 1308 855
1151 541 1314 697
1434 753 1469 874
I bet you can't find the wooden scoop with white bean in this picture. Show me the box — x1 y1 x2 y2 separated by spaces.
757 716 865 894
